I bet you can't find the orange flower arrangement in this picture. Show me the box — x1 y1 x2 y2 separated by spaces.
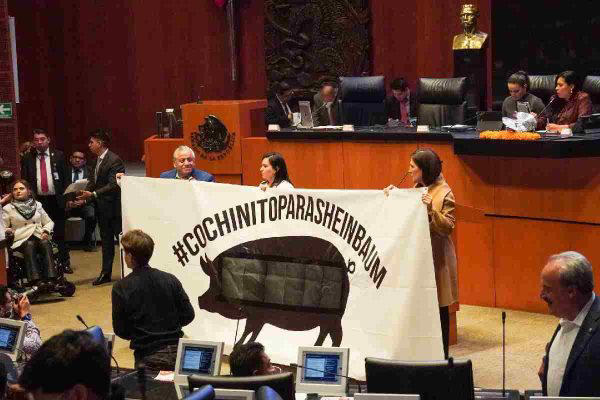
479 130 541 141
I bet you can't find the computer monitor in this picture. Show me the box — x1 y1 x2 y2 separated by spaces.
104 333 115 357
298 101 314 128
365 357 474 400
215 389 256 400
0 318 25 362
174 339 223 383
295 346 349 396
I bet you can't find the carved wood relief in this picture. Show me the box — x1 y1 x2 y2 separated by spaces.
264 0 370 99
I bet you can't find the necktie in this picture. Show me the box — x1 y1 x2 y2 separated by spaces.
39 153 49 193
327 104 334 125
95 158 102 180
74 169 81 181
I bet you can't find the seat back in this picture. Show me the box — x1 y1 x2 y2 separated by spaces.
365 357 474 400
416 77 467 126
582 75 600 113
184 384 215 400
339 76 386 126
529 74 557 105
188 372 295 400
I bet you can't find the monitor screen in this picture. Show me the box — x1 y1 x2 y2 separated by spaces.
302 352 342 385
179 346 216 375
0 324 20 352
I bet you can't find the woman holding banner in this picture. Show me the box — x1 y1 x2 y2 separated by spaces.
259 152 294 191
384 149 457 358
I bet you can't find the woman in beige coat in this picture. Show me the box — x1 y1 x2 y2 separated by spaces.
3 179 57 283
385 148 458 358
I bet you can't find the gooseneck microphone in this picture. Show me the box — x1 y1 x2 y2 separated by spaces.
76 315 120 374
290 363 362 393
502 311 506 398
137 362 147 400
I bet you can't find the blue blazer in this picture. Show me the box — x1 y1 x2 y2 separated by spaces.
159 168 215 182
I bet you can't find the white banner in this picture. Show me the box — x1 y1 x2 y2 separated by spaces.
121 177 443 378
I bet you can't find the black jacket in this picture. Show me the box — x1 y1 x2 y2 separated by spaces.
85 150 125 217
112 266 195 358
265 97 292 128
20 148 68 201
66 164 91 185
543 295 600 396
384 95 416 121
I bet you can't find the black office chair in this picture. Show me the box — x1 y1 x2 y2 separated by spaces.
365 357 475 400
188 372 295 400
582 75 600 113
529 74 557 105
184 384 215 400
338 76 386 126
416 77 468 127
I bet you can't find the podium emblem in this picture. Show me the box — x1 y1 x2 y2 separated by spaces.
191 115 236 161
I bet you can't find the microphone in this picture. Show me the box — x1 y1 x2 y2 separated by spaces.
338 99 344 125
502 311 506 398
137 362 147 400
447 113 480 130
537 96 556 118
397 171 409 186
290 363 362 393
233 306 244 347
76 315 120 374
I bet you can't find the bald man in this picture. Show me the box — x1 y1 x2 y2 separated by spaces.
313 82 340 126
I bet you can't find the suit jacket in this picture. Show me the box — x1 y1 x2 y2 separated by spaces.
66 164 91 185
384 95 416 122
20 148 68 200
85 150 125 217
2 201 54 249
313 101 340 126
543 295 600 397
265 97 292 128
159 168 215 182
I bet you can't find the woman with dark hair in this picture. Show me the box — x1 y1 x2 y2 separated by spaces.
2 179 57 283
537 70 592 131
259 152 293 191
502 70 545 118
384 149 457 358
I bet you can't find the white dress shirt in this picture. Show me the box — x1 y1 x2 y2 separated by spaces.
95 148 109 180
547 293 596 396
35 150 56 195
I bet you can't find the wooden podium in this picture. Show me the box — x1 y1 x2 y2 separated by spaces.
144 100 266 183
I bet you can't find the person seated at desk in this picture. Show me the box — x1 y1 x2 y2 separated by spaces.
259 152 293 191
112 229 195 371
18 330 111 400
537 70 592 132
502 70 545 118
160 145 215 181
229 342 281 376
3 180 58 284
312 82 340 126
0 285 41 360
384 77 414 125
266 83 293 128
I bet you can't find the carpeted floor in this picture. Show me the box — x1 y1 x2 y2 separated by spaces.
30 245 556 393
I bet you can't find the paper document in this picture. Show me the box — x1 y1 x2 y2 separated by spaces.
64 179 88 195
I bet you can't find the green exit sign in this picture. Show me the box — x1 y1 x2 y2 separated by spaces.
0 102 13 119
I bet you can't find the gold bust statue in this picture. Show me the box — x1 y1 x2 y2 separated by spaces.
452 4 488 50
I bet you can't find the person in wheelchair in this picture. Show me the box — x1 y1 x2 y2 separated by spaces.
2 180 58 284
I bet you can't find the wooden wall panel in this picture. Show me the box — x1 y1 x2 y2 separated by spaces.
341 141 417 190
492 157 600 224
568 225 600 290
241 138 345 189
492 217 571 313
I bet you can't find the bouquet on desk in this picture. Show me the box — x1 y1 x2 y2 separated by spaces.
479 130 541 140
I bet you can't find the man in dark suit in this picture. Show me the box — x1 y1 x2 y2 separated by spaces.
384 77 416 125
312 82 340 126
65 150 96 252
77 129 125 285
20 128 72 273
159 146 214 181
539 251 600 397
265 82 293 128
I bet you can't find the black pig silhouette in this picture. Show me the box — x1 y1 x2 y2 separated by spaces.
198 236 349 346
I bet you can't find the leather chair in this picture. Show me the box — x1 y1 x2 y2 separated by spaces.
416 77 468 127
338 76 386 126
529 74 557 105
188 372 295 400
184 384 215 400
582 75 600 113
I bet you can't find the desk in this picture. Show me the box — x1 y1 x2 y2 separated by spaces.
241 132 600 315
